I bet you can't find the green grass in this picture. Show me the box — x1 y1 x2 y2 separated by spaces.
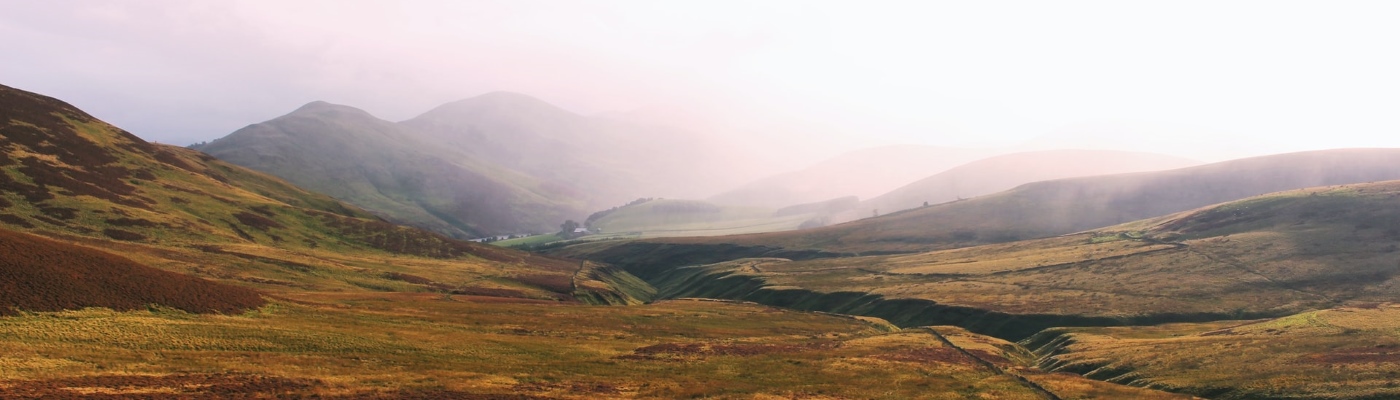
591 199 818 238
493 233 562 247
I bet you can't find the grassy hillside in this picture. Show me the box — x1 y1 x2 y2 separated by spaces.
195 101 585 238
0 82 1283 398
858 149 1198 218
0 228 264 315
0 293 1193 398
595 147 1400 256
400 91 737 209
569 180 1400 341
0 82 625 304
1028 304 1400 399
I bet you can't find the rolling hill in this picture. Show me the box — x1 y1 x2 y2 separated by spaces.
194 101 585 238
400 91 738 210
0 228 265 315
0 82 1250 399
857 149 1199 218
0 82 634 304
577 180 1400 342
707 144 1007 208
577 148 1400 258
1028 304 1400 399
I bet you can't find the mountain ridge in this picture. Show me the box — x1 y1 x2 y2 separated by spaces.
195 99 586 237
856 149 1200 218
558 147 1400 259
0 82 622 305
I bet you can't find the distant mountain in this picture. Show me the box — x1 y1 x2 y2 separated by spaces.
400 91 737 209
195 101 585 237
599 178 1400 343
708 145 1005 209
858 149 1199 217
557 148 1400 261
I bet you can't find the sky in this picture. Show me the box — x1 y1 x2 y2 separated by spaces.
3 0 1400 164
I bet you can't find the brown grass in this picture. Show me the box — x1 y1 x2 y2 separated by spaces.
0 228 264 315
100 228 146 242
233 211 283 231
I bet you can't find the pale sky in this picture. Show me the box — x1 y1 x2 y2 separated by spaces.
3 0 1399 163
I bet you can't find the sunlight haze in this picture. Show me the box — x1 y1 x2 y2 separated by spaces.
3 0 1398 166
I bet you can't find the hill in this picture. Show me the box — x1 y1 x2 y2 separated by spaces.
0 83 1210 399
0 82 631 304
0 228 265 315
575 180 1400 341
194 101 584 238
400 91 737 209
858 149 1198 218
585 148 1400 257
1028 304 1400 399
707 145 1005 208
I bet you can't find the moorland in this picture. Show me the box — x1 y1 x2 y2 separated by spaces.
5 80 1400 399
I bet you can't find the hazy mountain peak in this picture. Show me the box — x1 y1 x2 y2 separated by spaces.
413 91 579 124
472 90 549 104
288 100 376 119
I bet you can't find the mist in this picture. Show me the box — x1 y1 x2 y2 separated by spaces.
5 0 1400 216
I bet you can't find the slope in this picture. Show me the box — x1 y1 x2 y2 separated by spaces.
708 144 1006 208
0 83 1203 400
0 82 630 303
400 91 736 209
0 228 265 315
1028 304 1400 399
592 180 1400 341
859 149 1199 217
578 148 1400 258
195 101 584 237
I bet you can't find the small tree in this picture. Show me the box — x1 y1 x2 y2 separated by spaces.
560 219 580 238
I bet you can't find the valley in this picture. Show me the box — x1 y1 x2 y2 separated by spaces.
4 80 1400 399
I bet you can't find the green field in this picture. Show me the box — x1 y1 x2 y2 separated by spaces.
493 233 564 247
590 199 819 238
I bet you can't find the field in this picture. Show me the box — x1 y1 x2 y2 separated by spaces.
0 294 1192 399
589 199 820 238
1029 304 1400 399
592 183 1400 324
494 233 565 247
6 80 1400 398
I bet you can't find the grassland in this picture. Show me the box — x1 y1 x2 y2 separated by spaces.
0 84 1202 398
1028 304 1400 399
495 233 564 247
0 294 1194 398
589 199 819 238
9 83 1400 398
573 181 1400 344
0 82 619 303
535 181 1400 397
0 229 263 315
